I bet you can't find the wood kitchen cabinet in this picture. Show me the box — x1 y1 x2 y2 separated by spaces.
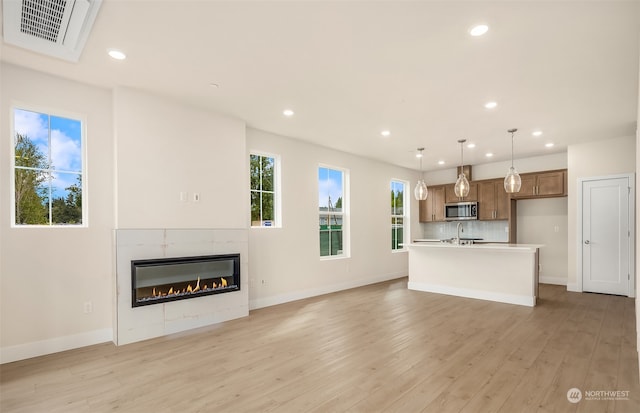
445 182 477 203
511 170 566 199
477 179 509 220
419 185 446 222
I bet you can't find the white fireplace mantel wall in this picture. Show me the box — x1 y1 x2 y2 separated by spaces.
115 229 248 345
112 87 250 345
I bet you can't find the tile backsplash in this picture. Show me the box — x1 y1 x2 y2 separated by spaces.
420 220 509 242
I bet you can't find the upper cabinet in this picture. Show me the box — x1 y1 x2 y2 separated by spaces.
477 179 510 220
445 182 477 203
419 185 446 222
510 170 566 199
419 169 567 224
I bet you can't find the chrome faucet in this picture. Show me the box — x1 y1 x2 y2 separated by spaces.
456 222 463 244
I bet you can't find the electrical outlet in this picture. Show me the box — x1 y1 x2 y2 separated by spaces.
83 301 93 314
193 193 200 202
554 225 560 233
179 192 188 202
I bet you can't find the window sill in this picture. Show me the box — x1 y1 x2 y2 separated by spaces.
320 254 350 261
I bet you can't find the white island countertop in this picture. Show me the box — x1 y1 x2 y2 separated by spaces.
408 242 542 307
410 242 542 251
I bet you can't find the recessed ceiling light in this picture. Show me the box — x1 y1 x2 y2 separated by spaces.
466 143 476 148
381 130 391 137
438 160 445 165
469 25 489 37
545 143 554 148
484 101 497 109
532 130 543 137
485 152 494 157
283 109 294 117
107 49 126 60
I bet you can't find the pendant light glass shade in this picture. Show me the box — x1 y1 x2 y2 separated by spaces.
454 173 470 198
414 147 428 201
454 139 470 198
504 166 522 193
504 128 521 193
414 179 428 201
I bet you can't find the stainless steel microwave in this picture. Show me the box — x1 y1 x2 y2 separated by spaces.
444 201 478 221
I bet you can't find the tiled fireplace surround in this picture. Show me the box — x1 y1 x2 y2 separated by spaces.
115 229 249 345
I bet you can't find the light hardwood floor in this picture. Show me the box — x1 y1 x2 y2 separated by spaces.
1 279 639 412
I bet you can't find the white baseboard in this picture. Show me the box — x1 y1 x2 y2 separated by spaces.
1 328 113 364
539 276 567 285
249 272 406 310
407 281 535 307
566 283 581 292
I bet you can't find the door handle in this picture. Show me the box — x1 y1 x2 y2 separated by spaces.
584 240 590 244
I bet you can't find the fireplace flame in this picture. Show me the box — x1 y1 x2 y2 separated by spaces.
142 276 232 303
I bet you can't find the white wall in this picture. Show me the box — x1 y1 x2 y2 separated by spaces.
112 88 249 345
0 71 250 363
634 44 640 360
567 135 636 291
517 198 568 285
247 128 419 308
0 63 114 362
114 87 247 229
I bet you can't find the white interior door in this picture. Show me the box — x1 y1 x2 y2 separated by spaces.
582 177 630 296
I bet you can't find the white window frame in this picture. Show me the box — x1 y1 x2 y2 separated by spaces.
250 151 281 228
391 179 408 252
318 164 350 259
10 103 88 228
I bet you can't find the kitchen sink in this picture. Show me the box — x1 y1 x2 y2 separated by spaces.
441 238 476 245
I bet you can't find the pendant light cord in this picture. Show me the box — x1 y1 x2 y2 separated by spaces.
508 128 518 168
457 139 466 173
511 131 514 168
417 147 425 179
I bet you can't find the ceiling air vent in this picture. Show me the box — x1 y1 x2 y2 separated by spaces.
2 0 102 62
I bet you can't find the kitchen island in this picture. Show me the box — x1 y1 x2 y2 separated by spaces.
408 242 541 307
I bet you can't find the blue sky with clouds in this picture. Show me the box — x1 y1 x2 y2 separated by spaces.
318 167 343 210
14 108 82 197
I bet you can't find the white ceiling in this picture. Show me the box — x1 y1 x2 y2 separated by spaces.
1 0 639 171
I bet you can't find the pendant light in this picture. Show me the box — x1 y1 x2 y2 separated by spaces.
414 147 428 201
454 139 470 198
504 128 522 193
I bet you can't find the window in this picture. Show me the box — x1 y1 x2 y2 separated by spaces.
319 166 348 257
391 180 406 250
12 108 84 226
250 153 279 227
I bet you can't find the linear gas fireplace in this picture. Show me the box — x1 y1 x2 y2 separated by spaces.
131 254 240 307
